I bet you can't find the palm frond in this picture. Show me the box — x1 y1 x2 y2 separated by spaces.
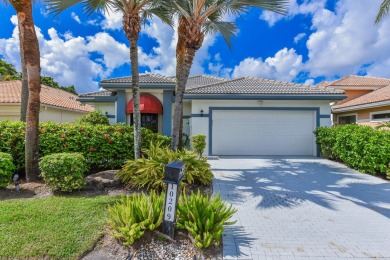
203 20 237 48
375 0 390 24
45 0 111 16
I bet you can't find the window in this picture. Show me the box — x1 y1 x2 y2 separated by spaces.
372 112 390 120
130 113 158 133
338 115 356 125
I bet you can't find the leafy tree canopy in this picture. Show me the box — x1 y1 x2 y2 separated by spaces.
0 57 77 94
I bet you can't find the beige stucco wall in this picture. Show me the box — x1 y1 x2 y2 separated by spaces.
87 102 116 125
0 104 88 123
336 89 372 105
335 105 390 123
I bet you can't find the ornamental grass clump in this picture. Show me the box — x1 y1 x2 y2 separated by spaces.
39 152 87 192
108 191 164 245
177 190 237 248
0 152 15 188
118 142 213 191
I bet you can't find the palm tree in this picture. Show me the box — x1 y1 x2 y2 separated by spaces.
46 0 172 159
8 0 42 181
375 0 390 24
170 0 289 150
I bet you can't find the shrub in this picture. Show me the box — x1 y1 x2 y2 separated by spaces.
177 190 237 248
0 152 15 188
76 110 110 125
108 191 164 245
39 153 88 192
0 121 171 172
118 142 213 190
191 134 206 157
315 124 390 177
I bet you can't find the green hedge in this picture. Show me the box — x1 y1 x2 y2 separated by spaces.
314 124 390 178
0 152 15 188
0 121 171 172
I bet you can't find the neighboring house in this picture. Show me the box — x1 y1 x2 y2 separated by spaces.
324 75 390 127
78 74 345 156
0 80 94 123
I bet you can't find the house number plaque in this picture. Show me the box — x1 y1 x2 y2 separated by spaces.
162 160 185 239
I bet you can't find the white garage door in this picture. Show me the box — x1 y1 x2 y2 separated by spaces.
212 110 316 156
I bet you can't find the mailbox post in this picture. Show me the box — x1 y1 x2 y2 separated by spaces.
162 160 185 239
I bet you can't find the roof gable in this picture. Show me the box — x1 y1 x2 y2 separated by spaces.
326 75 390 88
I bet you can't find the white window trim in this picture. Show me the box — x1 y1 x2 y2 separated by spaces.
337 113 358 125
370 110 390 122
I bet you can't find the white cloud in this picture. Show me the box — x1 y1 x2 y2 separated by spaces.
305 0 390 78
304 79 314 85
260 0 327 27
293 33 306 43
71 12 81 24
101 9 123 30
231 48 303 82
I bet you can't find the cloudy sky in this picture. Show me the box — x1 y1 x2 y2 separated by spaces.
0 0 389 93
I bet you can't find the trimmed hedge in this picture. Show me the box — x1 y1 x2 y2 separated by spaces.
0 152 15 188
315 124 390 178
0 120 171 172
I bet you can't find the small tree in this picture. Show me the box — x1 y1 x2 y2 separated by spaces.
76 110 110 125
191 134 206 157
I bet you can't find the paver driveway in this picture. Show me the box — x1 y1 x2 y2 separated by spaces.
209 157 390 259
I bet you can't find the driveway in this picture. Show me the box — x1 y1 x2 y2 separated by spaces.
209 157 390 259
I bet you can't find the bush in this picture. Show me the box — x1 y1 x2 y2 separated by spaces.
177 190 237 248
39 153 88 192
0 121 171 172
118 142 213 190
315 124 390 178
108 191 164 245
191 134 206 157
0 152 15 188
76 110 110 125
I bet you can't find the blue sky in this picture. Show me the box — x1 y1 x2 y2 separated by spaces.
1 0 389 93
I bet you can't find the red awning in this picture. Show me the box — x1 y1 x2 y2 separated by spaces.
126 93 163 114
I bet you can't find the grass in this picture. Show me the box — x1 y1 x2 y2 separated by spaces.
0 196 118 259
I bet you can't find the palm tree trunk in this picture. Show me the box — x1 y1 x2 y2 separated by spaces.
172 18 186 150
20 55 28 122
130 39 141 159
172 47 196 151
11 0 41 181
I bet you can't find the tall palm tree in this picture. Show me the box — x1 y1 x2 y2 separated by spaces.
375 0 390 24
46 0 172 159
170 0 289 150
8 0 42 181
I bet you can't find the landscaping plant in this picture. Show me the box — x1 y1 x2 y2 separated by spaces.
39 152 87 192
0 152 15 188
191 134 206 157
315 124 390 178
118 142 213 190
177 190 237 248
108 191 164 245
76 110 110 125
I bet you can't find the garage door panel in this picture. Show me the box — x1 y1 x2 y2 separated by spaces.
212 110 315 156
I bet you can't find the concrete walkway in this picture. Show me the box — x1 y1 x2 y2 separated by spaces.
209 157 390 259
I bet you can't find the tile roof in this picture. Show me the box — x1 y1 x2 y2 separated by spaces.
79 90 114 97
186 77 344 95
327 75 390 87
333 84 390 109
186 75 227 89
101 74 175 84
0 80 94 113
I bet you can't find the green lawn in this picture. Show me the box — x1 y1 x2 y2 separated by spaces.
0 196 118 259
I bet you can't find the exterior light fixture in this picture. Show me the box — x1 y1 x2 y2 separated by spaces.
200 109 204 117
105 111 109 117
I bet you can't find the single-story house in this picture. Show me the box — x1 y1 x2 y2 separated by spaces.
0 80 94 122
322 75 390 126
78 74 345 156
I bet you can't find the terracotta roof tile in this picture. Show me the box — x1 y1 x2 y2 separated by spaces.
328 75 390 87
0 80 94 113
333 84 390 109
79 90 114 97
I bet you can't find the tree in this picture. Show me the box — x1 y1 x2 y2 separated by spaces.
47 0 172 159
41 75 78 94
0 58 21 81
170 0 289 150
376 0 390 24
8 0 42 181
